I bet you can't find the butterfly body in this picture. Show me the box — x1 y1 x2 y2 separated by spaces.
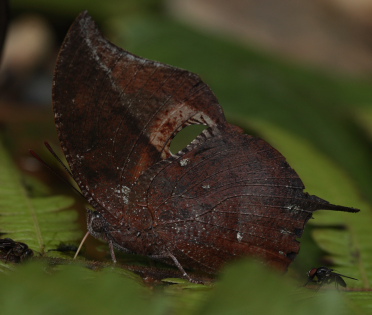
53 12 359 277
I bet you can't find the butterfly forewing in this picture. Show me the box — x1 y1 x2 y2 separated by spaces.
53 12 225 217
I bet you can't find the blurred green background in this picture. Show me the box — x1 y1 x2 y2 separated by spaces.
1 0 372 313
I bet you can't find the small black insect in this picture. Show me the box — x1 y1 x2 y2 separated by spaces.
305 266 357 289
0 238 34 263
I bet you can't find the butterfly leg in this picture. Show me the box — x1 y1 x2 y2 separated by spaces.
74 231 90 259
150 251 198 283
108 240 117 263
167 252 203 283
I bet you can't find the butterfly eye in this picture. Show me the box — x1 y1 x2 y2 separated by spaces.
88 211 109 234
170 124 208 155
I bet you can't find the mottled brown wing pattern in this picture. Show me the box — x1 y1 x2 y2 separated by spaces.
128 125 313 272
53 12 359 279
53 12 225 220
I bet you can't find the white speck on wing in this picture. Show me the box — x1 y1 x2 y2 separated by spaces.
179 158 190 167
236 232 243 242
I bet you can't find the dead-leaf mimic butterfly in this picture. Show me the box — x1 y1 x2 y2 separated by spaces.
52 11 359 281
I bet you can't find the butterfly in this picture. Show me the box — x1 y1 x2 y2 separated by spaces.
52 11 359 281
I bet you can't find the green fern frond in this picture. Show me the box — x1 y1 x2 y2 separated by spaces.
0 138 82 257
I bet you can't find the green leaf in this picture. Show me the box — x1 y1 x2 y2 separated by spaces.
0 138 82 258
196 259 347 315
0 262 160 315
354 106 372 142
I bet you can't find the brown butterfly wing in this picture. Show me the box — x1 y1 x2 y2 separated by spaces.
128 125 312 272
129 123 357 272
53 12 225 218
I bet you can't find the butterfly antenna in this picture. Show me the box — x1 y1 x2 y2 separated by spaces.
43 141 73 177
29 145 84 199
73 231 90 259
